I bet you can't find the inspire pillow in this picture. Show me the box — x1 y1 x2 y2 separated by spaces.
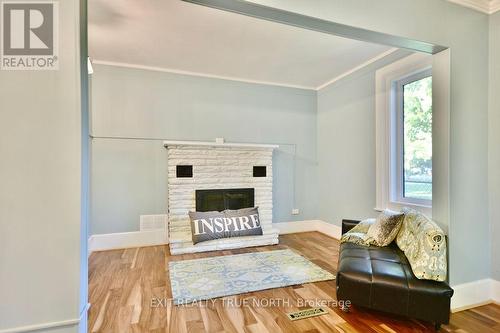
189 207 263 244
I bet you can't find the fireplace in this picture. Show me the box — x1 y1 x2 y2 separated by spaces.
196 188 255 212
165 140 279 254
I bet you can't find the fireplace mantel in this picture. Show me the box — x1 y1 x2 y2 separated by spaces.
163 139 279 149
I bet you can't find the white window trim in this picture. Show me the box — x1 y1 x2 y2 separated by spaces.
375 53 433 217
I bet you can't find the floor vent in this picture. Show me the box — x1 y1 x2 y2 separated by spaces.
140 214 167 231
286 308 327 321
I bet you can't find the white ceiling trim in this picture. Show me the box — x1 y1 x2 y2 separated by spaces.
447 0 500 14
490 0 500 13
92 49 400 92
91 60 316 91
315 48 398 90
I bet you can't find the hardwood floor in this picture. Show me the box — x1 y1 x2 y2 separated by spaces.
88 232 500 332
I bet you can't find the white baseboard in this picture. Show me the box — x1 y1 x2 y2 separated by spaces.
273 220 319 234
88 220 340 254
272 220 342 239
88 229 168 253
451 278 500 312
492 279 500 304
451 279 492 312
0 303 90 333
314 220 342 239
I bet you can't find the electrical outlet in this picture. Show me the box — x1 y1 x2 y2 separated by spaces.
292 208 300 215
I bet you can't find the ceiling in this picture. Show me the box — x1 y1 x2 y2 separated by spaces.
447 0 500 14
88 0 394 90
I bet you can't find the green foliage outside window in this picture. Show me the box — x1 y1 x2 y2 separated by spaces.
403 76 432 200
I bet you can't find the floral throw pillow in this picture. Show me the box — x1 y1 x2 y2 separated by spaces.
396 207 447 281
340 218 376 246
366 209 404 246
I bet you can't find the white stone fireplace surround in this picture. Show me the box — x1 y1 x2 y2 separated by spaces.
164 140 280 254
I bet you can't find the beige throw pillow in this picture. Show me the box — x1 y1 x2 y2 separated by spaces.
340 218 376 246
366 209 404 246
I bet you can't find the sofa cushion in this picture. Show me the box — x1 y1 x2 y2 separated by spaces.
338 243 412 314
396 207 447 281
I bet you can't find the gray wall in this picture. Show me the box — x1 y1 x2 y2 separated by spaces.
489 11 500 281
0 0 86 332
317 50 412 226
90 65 318 235
248 0 491 286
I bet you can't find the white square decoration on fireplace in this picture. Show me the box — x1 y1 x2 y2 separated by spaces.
164 140 280 254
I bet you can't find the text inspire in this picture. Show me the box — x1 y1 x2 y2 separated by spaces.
193 214 261 235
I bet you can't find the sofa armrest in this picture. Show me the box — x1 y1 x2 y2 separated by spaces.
341 219 361 235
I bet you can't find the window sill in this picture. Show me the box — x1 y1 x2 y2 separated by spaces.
390 200 431 209
374 201 432 217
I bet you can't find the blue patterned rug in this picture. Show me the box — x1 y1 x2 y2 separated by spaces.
169 249 336 305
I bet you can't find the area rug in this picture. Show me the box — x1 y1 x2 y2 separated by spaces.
169 249 336 305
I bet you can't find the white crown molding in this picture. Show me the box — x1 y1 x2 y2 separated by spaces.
316 48 399 90
447 0 490 13
91 60 316 91
447 0 500 14
92 49 402 93
490 0 500 13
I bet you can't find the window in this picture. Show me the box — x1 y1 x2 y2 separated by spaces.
394 71 432 205
375 53 433 214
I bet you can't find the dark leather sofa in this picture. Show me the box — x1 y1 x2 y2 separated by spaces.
336 219 454 330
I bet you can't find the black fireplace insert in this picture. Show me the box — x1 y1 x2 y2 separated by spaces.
195 188 255 212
